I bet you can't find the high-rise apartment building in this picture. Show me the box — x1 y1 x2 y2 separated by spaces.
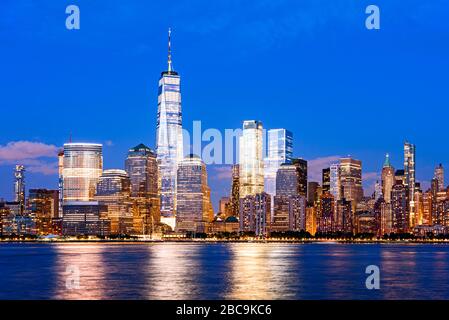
404 142 416 223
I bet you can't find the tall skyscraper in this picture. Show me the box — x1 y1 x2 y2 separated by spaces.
264 130 293 188
61 143 105 236
175 155 213 233
125 144 158 198
339 157 363 206
125 143 160 234
434 164 444 192
264 129 293 218
391 183 409 233
14 165 25 215
239 120 264 198
156 29 184 228
62 143 103 202
404 142 416 223
381 153 395 203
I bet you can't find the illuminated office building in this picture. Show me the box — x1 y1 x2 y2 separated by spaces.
336 198 353 233
28 189 59 235
391 183 409 233
305 206 317 236
434 164 445 192
14 165 26 215
329 163 341 201
307 182 321 204
381 153 395 203
95 169 133 235
125 143 160 234
374 181 383 201
125 144 158 198
62 201 110 236
239 120 264 198
264 129 293 217
175 155 213 233
62 143 103 202
422 191 433 225
276 164 299 197
395 169 405 185
322 168 330 193
156 29 184 228
380 200 393 235
339 157 363 207
317 192 334 234
61 143 105 235
292 158 307 197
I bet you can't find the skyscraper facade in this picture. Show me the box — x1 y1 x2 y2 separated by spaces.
339 157 363 206
175 155 213 233
14 165 25 215
156 29 184 228
264 129 293 190
95 169 133 234
62 143 103 202
404 142 416 224
329 163 341 201
125 144 158 198
61 143 105 236
381 153 395 203
239 120 264 198
292 158 308 197
264 129 293 218
434 164 445 192
322 168 330 193
125 143 160 234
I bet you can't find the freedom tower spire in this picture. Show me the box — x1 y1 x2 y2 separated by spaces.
155 28 184 229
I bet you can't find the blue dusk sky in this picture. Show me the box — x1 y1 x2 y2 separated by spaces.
1 0 448 211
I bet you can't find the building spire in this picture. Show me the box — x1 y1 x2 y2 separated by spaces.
168 27 172 72
383 153 391 168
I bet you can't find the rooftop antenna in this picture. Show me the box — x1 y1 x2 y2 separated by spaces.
168 27 173 72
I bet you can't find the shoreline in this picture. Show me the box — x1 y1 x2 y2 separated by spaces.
2 239 449 244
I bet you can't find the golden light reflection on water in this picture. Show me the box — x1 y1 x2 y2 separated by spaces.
225 244 301 300
52 244 107 299
144 244 201 300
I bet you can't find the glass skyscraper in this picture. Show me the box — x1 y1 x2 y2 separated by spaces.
239 120 264 198
264 129 293 217
156 29 183 229
62 143 103 202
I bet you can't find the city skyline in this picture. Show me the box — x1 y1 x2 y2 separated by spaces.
1 0 449 212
